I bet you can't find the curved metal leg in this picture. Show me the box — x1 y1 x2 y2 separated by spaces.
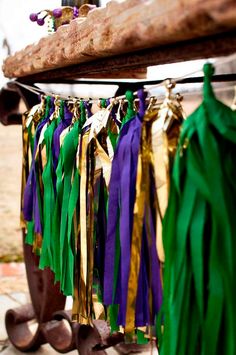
5 231 66 352
44 310 78 353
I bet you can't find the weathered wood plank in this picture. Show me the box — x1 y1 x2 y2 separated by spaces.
2 0 236 79
14 31 236 83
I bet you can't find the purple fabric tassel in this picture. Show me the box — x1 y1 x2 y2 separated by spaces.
84 101 93 118
117 117 142 325
23 118 47 223
23 98 55 234
104 89 162 328
104 90 147 326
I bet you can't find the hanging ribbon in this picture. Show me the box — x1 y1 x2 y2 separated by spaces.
160 64 236 355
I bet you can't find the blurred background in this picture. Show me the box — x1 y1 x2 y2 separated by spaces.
0 0 60 262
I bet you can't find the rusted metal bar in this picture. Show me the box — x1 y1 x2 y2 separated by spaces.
5 232 66 352
44 310 77 353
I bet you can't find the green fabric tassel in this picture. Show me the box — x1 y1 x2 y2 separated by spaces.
120 91 136 129
160 63 236 355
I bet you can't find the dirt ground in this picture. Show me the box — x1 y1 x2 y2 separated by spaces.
0 123 22 261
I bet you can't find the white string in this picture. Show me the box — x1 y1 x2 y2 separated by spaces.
118 52 236 99
145 53 236 92
15 82 42 96
164 52 236 83
13 81 70 99
13 78 236 103
12 52 236 102
14 81 108 103
182 84 236 96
